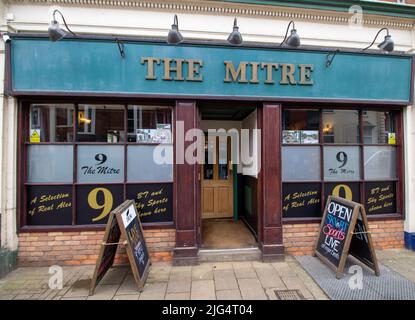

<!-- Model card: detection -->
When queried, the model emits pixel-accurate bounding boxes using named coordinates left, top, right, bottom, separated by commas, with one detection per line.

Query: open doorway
left=199, top=104, right=258, bottom=250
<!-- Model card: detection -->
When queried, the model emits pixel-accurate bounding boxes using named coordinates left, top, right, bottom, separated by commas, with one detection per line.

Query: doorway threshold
left=199, top=247, right=261, bottom=262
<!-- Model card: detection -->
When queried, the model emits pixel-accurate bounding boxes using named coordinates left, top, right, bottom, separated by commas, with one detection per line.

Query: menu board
left=324, top=182, right=360, bottom=204
left=315, top=196, right=356, bottom=270
left=89, top=211, right=122, bottom=295
left=118, top=202, right=150, bottom=283
left=76, top=185, right=124, bottom=225
left=127, top=183, right=173, bottom=223
left=282, top=183, right=321, bottom=218
left=365, top=181, right=396, bottom=215
left=27, top=186, right=73, bottom=225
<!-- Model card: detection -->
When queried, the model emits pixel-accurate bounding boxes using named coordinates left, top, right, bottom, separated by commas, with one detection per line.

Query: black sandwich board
left=89, top=200, right=151, bottom=295
left=314, top=195, right=380, bottom=279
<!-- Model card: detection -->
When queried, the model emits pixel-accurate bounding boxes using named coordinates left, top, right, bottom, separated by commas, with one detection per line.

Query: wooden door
left=202, top=134, right=233, bottom=218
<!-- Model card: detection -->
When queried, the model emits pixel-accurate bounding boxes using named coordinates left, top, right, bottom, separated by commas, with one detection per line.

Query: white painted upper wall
left=1, top=2, right=414, bottom=52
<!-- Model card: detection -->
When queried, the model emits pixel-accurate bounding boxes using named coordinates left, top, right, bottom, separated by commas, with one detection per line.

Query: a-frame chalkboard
left=89, top=200, right=151, bottom=295
left=314, top=196, right=379, bottom=279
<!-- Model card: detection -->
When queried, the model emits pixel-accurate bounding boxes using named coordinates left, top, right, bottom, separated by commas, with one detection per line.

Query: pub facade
left=0, top=0, right=414, bottom=272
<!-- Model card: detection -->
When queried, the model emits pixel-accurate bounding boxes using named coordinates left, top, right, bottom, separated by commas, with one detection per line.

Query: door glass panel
left=204, top=136, right=215, bottom=180
left=218, top=136, right=228, bottom=180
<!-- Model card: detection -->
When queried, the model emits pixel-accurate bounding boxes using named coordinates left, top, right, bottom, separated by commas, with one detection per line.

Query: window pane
left=30, top=104, right=74, bottom=142
left=322, top=110, right=359, bottom=143
left=282, top=183, right=321, bottom=218
left=77, top=145, right=124, bottom=183
left=127, top=145, right=173, bottom=182
left=27, top=145, right=73, bottom=183
left=282, top=110, right=319, bottom=144
left=27, top=185, right=73, bottom=225
left=323, top=146, right=360, bottom=181
left=365, top=181, right=396, bottom=215
left=364, top=146, right=397, bottom=179
left=76, top=185, right=124, bottom=225
left=362, top=111, right=395, bottom=144
left=126, top=183, right=173, bottom=223
left=127, top=106, right=172, bottom=143
left=282, top=146, right=320, bottom=181
left=324, top=182, right=360, bottom=204
left=77, top=104, right=125, bottom=142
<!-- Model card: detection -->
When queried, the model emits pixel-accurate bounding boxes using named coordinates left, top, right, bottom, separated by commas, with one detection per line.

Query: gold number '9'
left=88, top=187, right=113, bottom=222
left=332, top=184, right=353, bottom=201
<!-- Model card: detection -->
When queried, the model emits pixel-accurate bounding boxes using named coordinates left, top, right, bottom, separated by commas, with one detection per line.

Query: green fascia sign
left=10, top=37, right=413, bottom=104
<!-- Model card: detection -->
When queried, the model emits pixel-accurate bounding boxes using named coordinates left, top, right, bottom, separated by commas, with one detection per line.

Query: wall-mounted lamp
left=280, top=21, right=300, bottom=48
left=167, top=15, right=183, bottom=45
left=227, top=18, right=243, bottom=45
left=78, top=111, right=92, bottom=124
left=2, top=33, right=10, bottom=43
left=363, top=28, right=394, bottom=52
left=48, top=9, right=77, bottom=42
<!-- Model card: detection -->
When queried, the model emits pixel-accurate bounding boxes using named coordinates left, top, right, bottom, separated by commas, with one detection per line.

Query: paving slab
left=191, top=280, right=216, bottom=300
left=165, top=292, right=191, bottom=300
left=192, top=265, right=214, bottom=280
left=214, top=270, right=238, bottom=290
left=237, top=278, right=267, bottom=300
left=113, top=294, right=140, bottom=300
left=139, top=282, right=167, bottom=300
left=167, top=278, right=191, bottom=293
left=117, top=274, right=141, bottom=295
left=215, top=289, right=242, bottom=300
left=87, top=284, right=119, bottom=300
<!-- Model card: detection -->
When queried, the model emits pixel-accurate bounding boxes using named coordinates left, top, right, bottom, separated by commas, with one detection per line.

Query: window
left=30, top=104, right=74, bottom=142
left=25, top=103, right=173, bottom=227
left=77, top=105, right=125, bottom=142
left=282, top=108, right=401, bottom=219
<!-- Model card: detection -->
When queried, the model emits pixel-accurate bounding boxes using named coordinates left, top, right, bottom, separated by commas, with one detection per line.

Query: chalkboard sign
left=89, top=200, right=151, bottom=295
left=314, top=195, right=379, bottom=278
left=349, top=208, right=380, bottom=275
left=127, top=183, right=173, bottom=223
left=116, top=200, right=151, bottom=288
left=89, top=211, right=123, bottom=295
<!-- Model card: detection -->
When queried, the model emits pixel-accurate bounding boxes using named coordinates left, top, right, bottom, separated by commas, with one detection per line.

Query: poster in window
left=300, top=130, right=319, bottom=144
left=76, top=185, right=124, bottom=225
left=27, top=185, right=73, bottom=225
left=364, top=181, right=396, bottom=215
left=324, top=182, right=360, bottom=204
left=282, top=183, right=321, bottom=218
left=282, top=130, right=301, bottom=144
left=126, top=183, right=173, bottom=223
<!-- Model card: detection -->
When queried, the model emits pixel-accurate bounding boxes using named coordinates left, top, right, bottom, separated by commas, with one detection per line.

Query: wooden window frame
left=18, top=100, right=175, bottom=232
left=281, top=106, right=404, bottom=224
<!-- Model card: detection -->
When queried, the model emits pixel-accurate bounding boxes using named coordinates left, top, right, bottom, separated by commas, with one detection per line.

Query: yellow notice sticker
left=388, top=133, right=396, bottom=145
left=30, top=129, right=41, bottom=143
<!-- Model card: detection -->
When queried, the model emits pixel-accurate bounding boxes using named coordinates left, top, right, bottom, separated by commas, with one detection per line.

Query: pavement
left=0, top=249, right=413, bottom=300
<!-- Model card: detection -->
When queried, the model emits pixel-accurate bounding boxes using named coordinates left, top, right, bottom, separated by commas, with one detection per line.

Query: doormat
left=296, top=255, right=415, bottom=300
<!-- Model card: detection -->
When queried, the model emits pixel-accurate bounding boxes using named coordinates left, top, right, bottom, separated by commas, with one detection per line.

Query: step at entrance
left=198, top=248, right=261, bottom=262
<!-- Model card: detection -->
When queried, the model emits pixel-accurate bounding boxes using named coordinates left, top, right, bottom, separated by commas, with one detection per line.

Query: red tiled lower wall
left=17, top=229, right=175, bottom=267
left=283, top=219, right=404, bottom=255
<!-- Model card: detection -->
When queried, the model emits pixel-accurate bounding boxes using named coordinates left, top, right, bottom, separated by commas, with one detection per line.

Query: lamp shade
left=285, top=29, right=300, bottom=48
left=378, top=34, right=394, bottom=52
left=167, top=15, right=183, bottom=44
left=48, top=20, right=67, bottom=42
left=227, top=18, right=243, bottom=45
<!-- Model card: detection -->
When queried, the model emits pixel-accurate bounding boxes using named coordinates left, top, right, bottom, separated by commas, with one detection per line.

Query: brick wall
left=283, top=219, right=404, bottom=255
left=17, top=229, right=175, bottom=267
